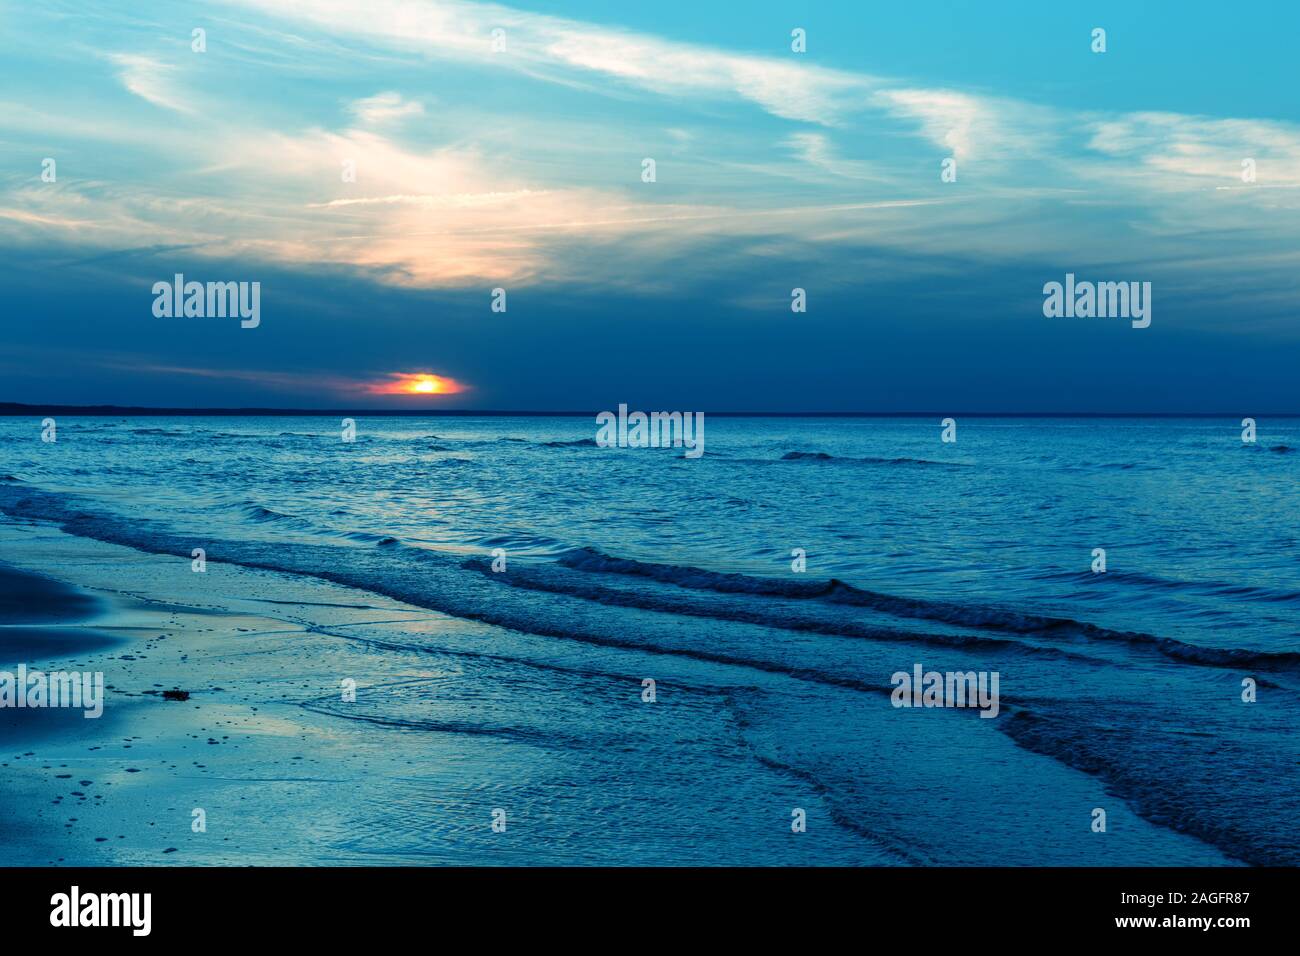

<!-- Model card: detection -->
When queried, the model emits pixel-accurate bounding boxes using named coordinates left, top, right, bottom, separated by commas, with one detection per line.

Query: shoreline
left=2, top=517, right=909, bottom=865
left=0, top=514, right=1246, bottom=866
left=0, top=518, right=511, bottom=865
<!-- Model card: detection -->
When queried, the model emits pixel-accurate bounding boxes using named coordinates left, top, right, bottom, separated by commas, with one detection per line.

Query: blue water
left=1, top=415, right=1297, bottom=864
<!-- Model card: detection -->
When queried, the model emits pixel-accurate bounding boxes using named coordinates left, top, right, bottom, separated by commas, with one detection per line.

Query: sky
left=1, top=0, right=1298, bottom=411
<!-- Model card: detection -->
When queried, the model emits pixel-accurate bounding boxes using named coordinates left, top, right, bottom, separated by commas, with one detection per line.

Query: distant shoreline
left=2, top=403, right=1296, bottom=418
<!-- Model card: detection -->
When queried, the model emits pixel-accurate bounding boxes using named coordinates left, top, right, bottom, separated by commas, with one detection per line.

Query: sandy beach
left=0, top=516, right=913, bottom=866
left=1, top=502, right=1251, bottom=866
left=4, top=516, right=686, bottom=865
left=1, top=518, right=457, bottom=864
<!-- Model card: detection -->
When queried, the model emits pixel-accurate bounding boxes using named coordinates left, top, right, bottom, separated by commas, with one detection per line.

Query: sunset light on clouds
left=365, top=373, right=469, bottom=396
left=84, top=362, right=472, bottom=403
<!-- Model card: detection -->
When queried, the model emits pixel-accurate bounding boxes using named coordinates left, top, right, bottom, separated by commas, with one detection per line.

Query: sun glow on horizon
left=364, top=372, right=469, bottom=397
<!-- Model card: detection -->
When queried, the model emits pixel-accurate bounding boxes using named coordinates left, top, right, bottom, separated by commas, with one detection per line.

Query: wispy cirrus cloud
left=1086, top=111, right=1300, bottom=187
left=104, top=362, right=471, bottom=398
left=219, top=0, right=1300, bottom=191
left=221, top=0, right=880, bottom=125
left=3, top=0, right=1300, bottom=316
left=348, top=90, right=425, bottom=125
left=870, top=88, right=1055, bottom=162
left=107, top=53, right=193, bottom=113
left=783, top=132, right=885, bottom=182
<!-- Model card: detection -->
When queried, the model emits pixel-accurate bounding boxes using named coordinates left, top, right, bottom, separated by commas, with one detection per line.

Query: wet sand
left=0, top=519, right=521, bottom=865
left=0, top=515, right=1236, bottom=866
left=2, top=519, right=901, bottom=865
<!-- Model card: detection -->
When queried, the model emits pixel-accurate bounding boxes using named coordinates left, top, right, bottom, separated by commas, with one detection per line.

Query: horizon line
left=1, top=402, right=1294, bottom=419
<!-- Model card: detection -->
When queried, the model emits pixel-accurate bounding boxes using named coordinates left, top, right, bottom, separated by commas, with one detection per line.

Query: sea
left=0, top=415, right=1296, bottom=865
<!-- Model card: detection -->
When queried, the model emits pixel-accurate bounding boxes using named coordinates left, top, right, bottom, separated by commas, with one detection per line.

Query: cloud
left=363, top=372, right=469, bottom=395
left=108, top=53, right=193, bottom=114
left=348, top=91, right=425, bottom=125
left=4, top=0, right=1299, bottom=315
left=2, top=123, right=709, bottom=288
left=105, top=362, right=470, bottom=398
left=783, top=132, right=885, bottom=181
left=1085, top=112, right=1300, bottom=188
left=222, top=0, right=879, bottom=125
left=871, top=88, right=1060, bottom=162
left=307, top=189, right=543, bottom=209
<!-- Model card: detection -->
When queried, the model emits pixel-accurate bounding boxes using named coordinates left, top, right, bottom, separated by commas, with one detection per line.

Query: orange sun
left=364, top=372, right=469, bottom=396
